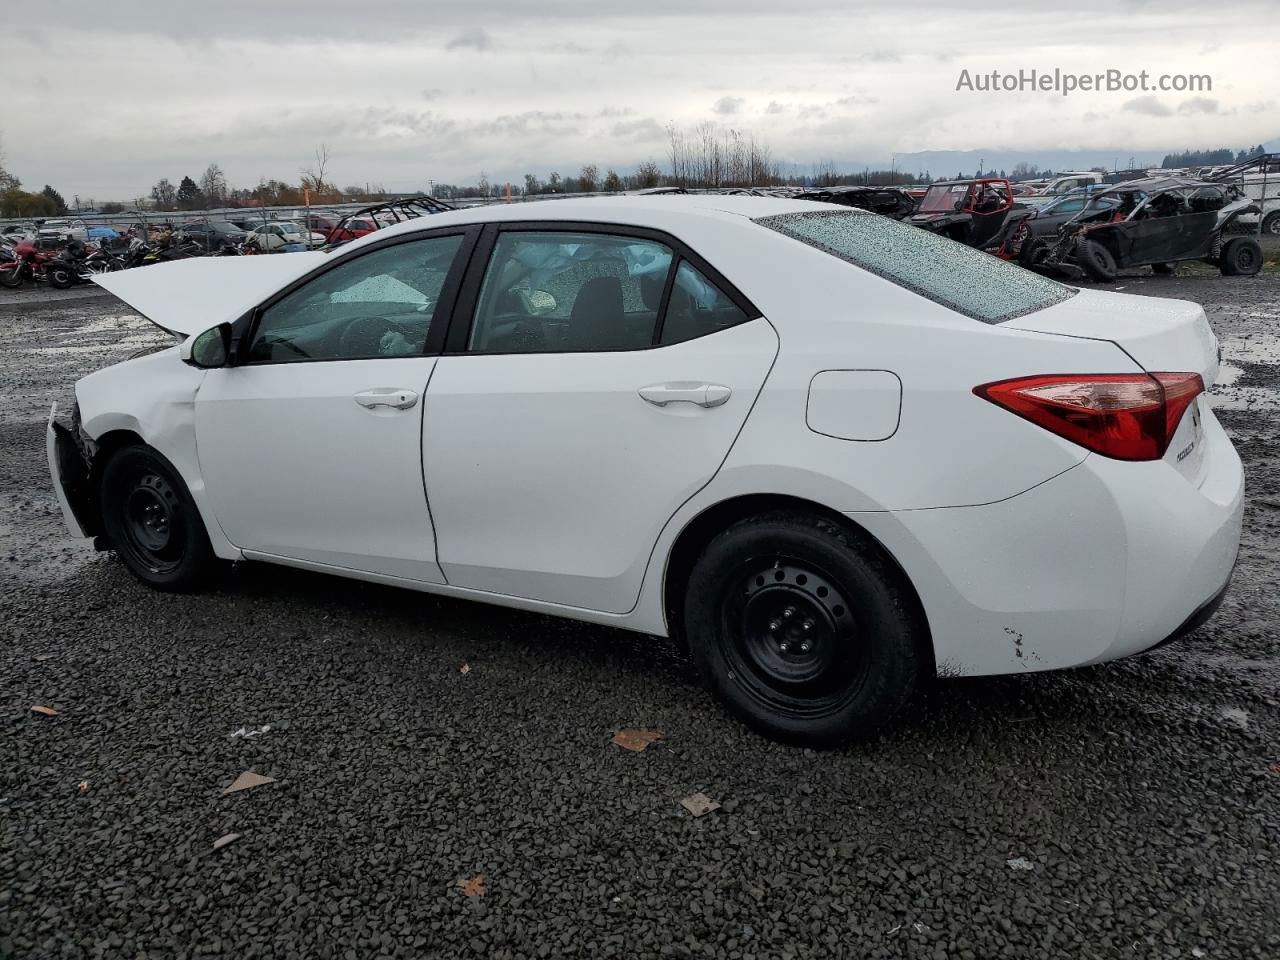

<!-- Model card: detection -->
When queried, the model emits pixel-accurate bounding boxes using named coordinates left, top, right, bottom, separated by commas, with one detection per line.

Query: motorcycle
left=0, top=241, right=76, bottom=289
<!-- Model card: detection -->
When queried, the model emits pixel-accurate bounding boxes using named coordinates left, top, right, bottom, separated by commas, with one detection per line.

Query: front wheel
left=1262, top=211, right=1280, bottom=237
left=684, top=512, right=925, bottom=745
left=1219, top=237, right=1263, bottom=276
left=0, top=263, right=23, bottom=288
left=46, top=263, right=76, bottom=289
left=99, top=445, right=216, bottom=591
left=1076, top=238, right=1117, bottom=282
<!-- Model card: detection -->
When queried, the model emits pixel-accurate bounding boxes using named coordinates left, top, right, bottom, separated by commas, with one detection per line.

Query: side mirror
left=181, top=322, right=232, bottom=369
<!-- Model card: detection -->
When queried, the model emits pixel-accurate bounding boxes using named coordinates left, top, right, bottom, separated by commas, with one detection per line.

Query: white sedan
left=48, top=196, right=1243, bottom=744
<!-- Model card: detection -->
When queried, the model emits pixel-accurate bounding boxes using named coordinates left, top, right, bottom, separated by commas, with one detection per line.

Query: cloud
left=833, top=93, right=877, bottom=107
left=610, top=117, right=665, bottom=140
left=445, top=27, right=493, bottom=51
left=1122, top=96, right=1172, bottom=117
left=421, top=88, right=445, bottom=100
left=765, top=100, right=787, bottom=114
left=549, top=40, right=590, bottom=54
left=712, top=96, right=744, bottom=115
left=1177, top=96, right=1218, bottom=114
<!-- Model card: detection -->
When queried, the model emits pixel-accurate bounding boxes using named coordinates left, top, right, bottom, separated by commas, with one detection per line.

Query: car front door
left=194, top=228, right=476, bottom=581
left=423, top=224, right=779, bottom=614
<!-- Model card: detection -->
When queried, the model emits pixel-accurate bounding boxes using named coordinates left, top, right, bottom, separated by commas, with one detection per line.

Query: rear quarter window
left=757, top=210, right=1074, bottom=324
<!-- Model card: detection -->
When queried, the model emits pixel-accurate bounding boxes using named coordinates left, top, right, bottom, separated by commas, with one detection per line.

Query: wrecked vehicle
left=906, top=178, right=1034, bottom=259
left=321, top=194, right=454, bottom=250
left=798, top=185, right=917, bottom=219
left=1033, top=178, right=1263, bottom=281
left=49, top=196, right=1241, bottom=745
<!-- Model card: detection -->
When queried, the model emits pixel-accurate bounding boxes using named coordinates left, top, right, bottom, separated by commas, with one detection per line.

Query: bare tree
left=578, top=163, right=598, bottom=192
left=301, top=144, right=337, bottom=200
left=602, top=169, right=623, bottom=192
left=199, top=164, right=229, bottom=207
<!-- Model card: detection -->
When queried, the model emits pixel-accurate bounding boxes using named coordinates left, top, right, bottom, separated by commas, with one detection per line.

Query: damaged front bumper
left=46, top=402, right=94, bottom=539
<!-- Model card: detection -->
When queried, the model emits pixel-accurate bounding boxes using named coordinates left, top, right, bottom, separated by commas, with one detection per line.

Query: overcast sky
left=4, top=0, right=1278, bottom=199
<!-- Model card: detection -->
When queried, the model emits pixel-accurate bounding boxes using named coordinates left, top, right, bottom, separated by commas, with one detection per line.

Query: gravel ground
left=1, top=273, right=1278, bottom=960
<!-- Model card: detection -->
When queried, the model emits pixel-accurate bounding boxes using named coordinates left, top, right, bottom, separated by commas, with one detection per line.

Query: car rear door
left=422, top=223, right=778, bottom=614
left=194, top=227, right=477, bottom=581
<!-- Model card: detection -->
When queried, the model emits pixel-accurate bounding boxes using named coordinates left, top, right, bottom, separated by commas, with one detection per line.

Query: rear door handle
left=638, top=382, right=732, bottom=408
left=354, top=388, right=418, bottom=410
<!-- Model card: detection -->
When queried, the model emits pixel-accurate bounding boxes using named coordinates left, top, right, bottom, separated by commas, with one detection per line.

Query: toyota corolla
left=47, top=196, right=1243, bottom=744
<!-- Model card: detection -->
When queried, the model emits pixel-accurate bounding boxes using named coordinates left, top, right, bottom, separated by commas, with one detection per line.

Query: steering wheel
left=337, top=316, right=414, bottom=357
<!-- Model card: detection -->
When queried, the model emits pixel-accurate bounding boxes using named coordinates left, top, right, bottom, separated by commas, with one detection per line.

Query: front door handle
left=354, top=388, right=418, bottom=411
left=638, top=382, right=732, bottom=408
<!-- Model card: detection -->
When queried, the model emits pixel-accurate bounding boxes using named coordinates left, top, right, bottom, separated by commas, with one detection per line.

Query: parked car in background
left=1036, top=178, right=1262, bottom=280
left=798, top=185, right=917, bottom=219
left=1014, top=186, right=1118, bottom=264
left=36, top=218, right=89, bottom=248
left=249, top=221, right=309, bottom=252
left=54, top=196, right=1242, bottom=745
left=1020, top=172, right=1105, bottom=209
left=320, top=216, right=379, bottom=246
left=179, top=220, right=250, bottom=252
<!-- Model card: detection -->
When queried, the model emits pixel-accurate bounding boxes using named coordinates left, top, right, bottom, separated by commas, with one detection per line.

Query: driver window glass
left=249, top=235, right=463, bottom=363
left=468, top=231, right=673, bottom=353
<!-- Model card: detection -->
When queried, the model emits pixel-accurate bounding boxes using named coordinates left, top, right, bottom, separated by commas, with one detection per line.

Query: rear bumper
left=850, top=410, right=1243, bottom=677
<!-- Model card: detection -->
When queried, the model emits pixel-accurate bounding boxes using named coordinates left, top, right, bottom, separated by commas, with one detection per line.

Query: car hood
left=92, top=252, right=327, bottom=336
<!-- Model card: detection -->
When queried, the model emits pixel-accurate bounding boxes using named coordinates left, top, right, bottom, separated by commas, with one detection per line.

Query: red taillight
left=974, top=373, right=1204, bottom=461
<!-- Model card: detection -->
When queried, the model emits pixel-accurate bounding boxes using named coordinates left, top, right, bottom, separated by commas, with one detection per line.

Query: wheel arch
left=661, top=493, right=935, bottom=675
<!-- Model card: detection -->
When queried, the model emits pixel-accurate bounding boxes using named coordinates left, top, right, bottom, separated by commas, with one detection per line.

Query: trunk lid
left=1006, top=287, right=1219, bottom=484
left=92, top=252, right=327, bottom=336
left=1006, top=287, right=1218, bottom=383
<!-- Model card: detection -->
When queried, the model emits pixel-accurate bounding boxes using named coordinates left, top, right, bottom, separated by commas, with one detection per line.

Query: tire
left=684, top=511, right=924, bottom=746
left=46, top=264, right=75, bottom=289
left=1262, top=211, right=1280, bottom=236
left=99, top=445, right=216, bottom=591
left=1219, top=237, right=1263, bottom=276
left=0, top=263, right=23, bottom=289
left=1076, top=238, right=1117, bottom=282
left=1151, top=262, right=1175, bottom=275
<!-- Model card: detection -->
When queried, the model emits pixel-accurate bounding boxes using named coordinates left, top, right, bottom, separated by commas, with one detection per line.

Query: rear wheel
left=99, top=446, right=216, bottom=591
left=685, top=512, right=924, bottom=745
left=1219, top=237, right=1262, bottom=276
left=1076, top=238, right=1117, bottom=282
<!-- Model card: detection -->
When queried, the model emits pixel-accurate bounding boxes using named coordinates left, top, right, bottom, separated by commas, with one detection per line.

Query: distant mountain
left=785, top=137, right=1280, bottom=180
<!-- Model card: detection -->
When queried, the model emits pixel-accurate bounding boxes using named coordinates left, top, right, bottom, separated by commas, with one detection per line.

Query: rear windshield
left=757, top=210, right=1074, bottom=324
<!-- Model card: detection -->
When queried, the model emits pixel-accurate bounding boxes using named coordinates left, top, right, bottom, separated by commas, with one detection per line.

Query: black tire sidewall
left=1262, top=211, right=1280, bottom=236
left=100, top=446, right=214, bottom=591
left=1221, top=238, right=1262, bottom=276
left=47, top=265, right=75, bottom=289
left=1077, top=239, right=1117, bottom=282
left=685, top=515, right=920, bottom=745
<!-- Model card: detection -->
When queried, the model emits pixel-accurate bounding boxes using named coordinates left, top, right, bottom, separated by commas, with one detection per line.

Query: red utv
left=907, top=178, right=1034, bottom=259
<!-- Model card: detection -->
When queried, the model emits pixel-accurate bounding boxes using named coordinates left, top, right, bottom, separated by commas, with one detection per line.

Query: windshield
left=757, top=210, right=1074, bottom=324
left=918, top=184, right=969, bottom=213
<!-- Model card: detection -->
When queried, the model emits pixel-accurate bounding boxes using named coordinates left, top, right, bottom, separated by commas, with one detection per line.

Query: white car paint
left=61, top=195, right=1242, bottom=680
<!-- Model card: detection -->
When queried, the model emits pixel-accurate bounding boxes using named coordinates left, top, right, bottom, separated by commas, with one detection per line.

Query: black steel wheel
left=723, top=559, right=868, bottom=719
left=100, top=445, right=215, bottom=590
left=685, top=511, right=925, bottom=745
left=1219, top=237, right=1262, bottom=277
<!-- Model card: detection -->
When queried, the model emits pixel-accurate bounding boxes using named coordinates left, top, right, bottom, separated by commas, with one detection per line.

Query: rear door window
left=757, top=210, right=1073, bottom=324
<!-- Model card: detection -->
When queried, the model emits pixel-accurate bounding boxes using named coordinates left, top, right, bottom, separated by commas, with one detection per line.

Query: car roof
left=342, top=194, right=832, bottom=251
